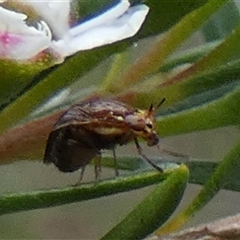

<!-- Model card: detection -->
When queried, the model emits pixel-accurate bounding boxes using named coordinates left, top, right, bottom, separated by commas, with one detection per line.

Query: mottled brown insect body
left=44, top=98, right=163, bottom=179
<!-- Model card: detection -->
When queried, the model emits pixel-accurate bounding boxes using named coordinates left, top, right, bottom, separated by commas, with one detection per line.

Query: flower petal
left=70, top=0, right=130, bottom=37
left=20, top=0, right=71, bottom=38
left=51, top=4, right=149, bottom=57
left=0, top=6, right=51, bottom=60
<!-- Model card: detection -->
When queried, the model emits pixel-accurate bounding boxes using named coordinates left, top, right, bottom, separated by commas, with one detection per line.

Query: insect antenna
left=148, top=98, right=166, bottom=115
left=156, top=97, right=166, bottom=110
left=134, top=138, right=163, bottom=172
left=148, top=103, right=154, bottom=113
left=157, top=145, right=189, bottom=160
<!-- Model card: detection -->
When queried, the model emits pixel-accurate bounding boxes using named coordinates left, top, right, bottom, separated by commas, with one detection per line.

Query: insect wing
left=44, top=99, right=137, bottom=173
left=44, top=127, right=99, bottom=172
left=54, top=105, right=94, bottom=129
left=55, top=99, right=134, bottom=131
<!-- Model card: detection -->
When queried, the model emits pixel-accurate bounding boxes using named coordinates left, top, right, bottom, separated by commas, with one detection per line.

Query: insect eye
left=146, top=123, right=153, bottom=129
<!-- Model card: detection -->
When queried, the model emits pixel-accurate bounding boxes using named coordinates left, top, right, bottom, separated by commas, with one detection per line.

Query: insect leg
left=76, top=166, right=86, bottom=185
left=134, top=138, right=163, bottom=172
left=112, top=147, right=119, bottom=176
left=94, top=153, right=102, bottom=181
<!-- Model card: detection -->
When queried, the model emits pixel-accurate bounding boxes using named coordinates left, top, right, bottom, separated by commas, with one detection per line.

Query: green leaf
left=101, top=164, right=189, bottom=240
left=0, top=164, right=180, bottom=216
left=160, top=40, right=222, bottom=72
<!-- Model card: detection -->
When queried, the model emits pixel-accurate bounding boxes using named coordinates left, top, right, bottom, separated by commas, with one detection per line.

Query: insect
left=44, top=97, right=165, bottom=183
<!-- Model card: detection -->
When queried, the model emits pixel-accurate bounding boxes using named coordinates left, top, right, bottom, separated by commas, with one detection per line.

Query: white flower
left=0, top=0, right=149, bottom=63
